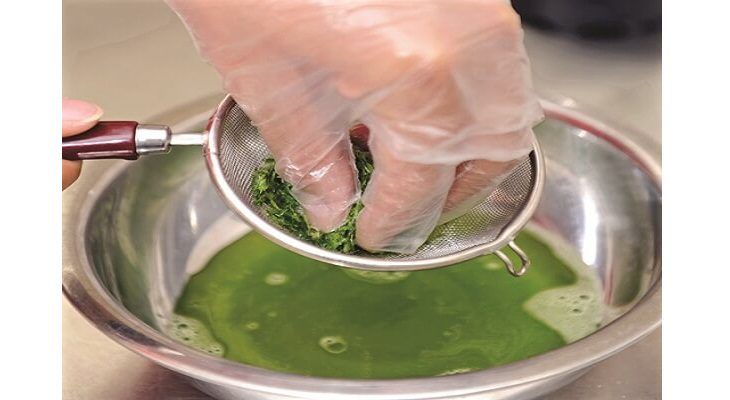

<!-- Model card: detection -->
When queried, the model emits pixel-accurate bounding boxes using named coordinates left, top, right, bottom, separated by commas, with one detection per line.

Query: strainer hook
left=494, top=241, right=530, bottom=277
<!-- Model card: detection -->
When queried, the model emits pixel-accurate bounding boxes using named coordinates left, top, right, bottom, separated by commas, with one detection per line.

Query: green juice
left=171, top=231, right=604, bottom=378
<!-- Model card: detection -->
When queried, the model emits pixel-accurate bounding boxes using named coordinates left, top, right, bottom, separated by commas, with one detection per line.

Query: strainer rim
left=204, top=95, right=545, bottom=271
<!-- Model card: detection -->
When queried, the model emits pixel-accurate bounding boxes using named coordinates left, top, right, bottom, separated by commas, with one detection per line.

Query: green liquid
left=172, top=231, right=601, bottom=378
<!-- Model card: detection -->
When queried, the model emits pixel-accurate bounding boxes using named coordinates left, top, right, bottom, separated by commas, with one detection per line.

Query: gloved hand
left=167, top=0, right=543, bottom=253
left=62, top=98, right=103, bottom=190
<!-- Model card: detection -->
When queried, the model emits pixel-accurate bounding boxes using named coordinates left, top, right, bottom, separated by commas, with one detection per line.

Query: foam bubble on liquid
left=318, top=336, right=348, bottom=354
left=166, top=315, right=225, bottom=356
left=344, top=270, right=411, bottom=284
left=265, top=272, right=289, bottom=286
left=524, top=284, right=604, bottom=343
left=245, top=321, right=260, bottom=331
left=522, top=232, right=607, bottom=343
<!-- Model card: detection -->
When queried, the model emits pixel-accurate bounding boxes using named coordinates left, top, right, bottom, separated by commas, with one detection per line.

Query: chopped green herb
left=252, top=146, right=374, bottom=254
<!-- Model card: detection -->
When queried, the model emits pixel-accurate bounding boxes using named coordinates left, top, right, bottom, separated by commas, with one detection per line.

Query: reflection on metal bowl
left=62, top=101, right=660, bottom=400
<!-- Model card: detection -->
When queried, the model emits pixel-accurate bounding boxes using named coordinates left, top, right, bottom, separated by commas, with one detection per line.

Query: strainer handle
left=62, top=121, right=171, bottom=160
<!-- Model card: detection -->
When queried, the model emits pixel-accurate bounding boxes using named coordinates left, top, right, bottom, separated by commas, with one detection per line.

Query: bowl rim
left=62, top=100, right=661, bottom=399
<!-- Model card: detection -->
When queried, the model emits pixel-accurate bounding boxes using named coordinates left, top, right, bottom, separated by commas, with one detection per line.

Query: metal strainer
left=63, top=95, right=544, bottom=275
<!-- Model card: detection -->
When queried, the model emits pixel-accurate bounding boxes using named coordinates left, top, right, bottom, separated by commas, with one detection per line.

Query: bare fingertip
left=63, top=98, right=104, bottom=135
left=63, top=98, right=104, bottom=124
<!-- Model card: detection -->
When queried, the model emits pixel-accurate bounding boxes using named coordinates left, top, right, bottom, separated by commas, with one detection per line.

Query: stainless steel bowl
left=62, top=100, right=661, bottom=400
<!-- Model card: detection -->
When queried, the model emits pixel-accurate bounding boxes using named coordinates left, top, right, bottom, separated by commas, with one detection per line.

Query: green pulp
left=173, top=231, right=589, bottom=378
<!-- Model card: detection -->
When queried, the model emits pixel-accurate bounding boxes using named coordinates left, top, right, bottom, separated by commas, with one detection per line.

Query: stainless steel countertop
left=62, top=1, right=661, bottom=398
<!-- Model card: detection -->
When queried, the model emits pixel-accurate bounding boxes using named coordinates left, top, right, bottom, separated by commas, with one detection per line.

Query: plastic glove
left=167, top=0, right=543, bottom=253
left=62, top=98, right=103, bottom=190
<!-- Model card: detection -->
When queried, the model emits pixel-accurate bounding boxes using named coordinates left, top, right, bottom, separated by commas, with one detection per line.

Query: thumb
left=63, top=98, right=103, bottom=136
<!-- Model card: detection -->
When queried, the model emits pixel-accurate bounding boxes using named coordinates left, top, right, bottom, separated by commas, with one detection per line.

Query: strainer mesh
left=217, top=104, right=535, bottom=261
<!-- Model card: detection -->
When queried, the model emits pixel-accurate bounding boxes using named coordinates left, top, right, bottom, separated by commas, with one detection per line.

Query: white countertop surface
left=63, top=1, right=661, bottom=399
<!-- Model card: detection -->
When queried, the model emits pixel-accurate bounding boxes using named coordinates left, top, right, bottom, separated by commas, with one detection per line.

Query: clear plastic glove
left=62, top=98, right=103, bottom=190
left=167, top=0, right=543, bottom=253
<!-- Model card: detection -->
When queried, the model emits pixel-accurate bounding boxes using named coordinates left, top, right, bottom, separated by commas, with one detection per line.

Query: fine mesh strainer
left=63, top=95, right=544, bottom=275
